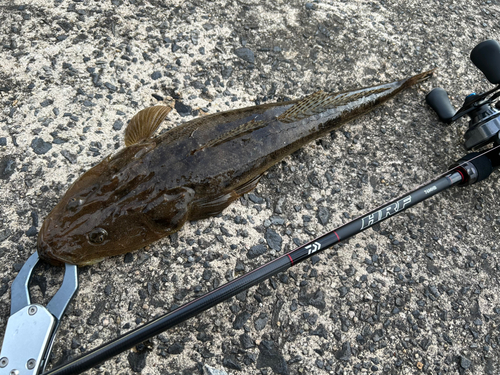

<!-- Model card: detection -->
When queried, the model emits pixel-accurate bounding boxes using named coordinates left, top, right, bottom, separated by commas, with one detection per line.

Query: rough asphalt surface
left=1, top=1, right=500, bottom=374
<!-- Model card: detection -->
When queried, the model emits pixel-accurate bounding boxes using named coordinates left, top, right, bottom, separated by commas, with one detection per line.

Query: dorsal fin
left=277, top=87, right=390, bottom=123
left=124, top=104, right=174, bottom=146
left=192, top=119, right=267, bottom=154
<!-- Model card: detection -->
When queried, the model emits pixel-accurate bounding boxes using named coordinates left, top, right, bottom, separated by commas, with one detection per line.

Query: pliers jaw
left=0, top=252, right=78, bottom=375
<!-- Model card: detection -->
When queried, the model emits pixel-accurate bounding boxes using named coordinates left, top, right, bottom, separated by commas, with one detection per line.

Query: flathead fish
left=38, top=70, right=433, bottom=265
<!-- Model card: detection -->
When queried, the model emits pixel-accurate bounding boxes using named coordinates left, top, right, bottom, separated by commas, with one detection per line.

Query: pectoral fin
left=125, top=103, right=174, bottom=146
left=191, top=174, right=262, bottom=219
left=144, top=187, right=195, bottom=233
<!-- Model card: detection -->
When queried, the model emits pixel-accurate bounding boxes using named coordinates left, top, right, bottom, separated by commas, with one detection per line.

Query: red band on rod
left=287, top=254, right=293, bottom=265
left=334, top=231, right=340, bottom=241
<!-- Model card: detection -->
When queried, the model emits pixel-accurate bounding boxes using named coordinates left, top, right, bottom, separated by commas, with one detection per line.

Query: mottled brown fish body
left=38, top=71, right=433, bottom=265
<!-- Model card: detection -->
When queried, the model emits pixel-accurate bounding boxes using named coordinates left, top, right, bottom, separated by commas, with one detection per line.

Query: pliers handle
left=0, top=252, right=78, bottom=375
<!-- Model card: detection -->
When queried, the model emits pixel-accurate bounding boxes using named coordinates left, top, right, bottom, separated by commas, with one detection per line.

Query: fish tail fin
left=402, top=69, right=436, bottom=88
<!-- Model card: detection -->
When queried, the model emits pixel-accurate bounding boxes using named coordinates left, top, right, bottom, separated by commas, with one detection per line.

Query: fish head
left=37, top=144, right=194, bottom=266
left=37, top=157, right=115, bottom=266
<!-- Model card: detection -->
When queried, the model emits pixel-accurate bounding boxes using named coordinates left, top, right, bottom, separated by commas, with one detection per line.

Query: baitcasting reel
left=426, top=39, right=500, bottom=150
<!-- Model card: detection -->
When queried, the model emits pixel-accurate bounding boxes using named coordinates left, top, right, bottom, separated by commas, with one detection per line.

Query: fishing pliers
left=0, top=252, right=78, bottom=375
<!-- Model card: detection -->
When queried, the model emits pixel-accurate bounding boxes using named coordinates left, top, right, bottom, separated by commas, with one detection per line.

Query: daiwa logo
left=305, top=242, right=321, bottom=255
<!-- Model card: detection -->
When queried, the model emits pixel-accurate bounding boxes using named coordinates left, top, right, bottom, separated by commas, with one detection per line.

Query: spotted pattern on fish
left=278, top=87, right=390, bottom=123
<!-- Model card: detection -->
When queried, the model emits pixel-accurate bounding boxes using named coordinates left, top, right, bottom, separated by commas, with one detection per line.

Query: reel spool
left=426, top=39, right=500, bottom=150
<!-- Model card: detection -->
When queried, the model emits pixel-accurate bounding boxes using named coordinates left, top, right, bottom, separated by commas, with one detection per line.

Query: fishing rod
left=38, top=39, right=500, bottom=375
left=42, top=153, right=498, bottom=375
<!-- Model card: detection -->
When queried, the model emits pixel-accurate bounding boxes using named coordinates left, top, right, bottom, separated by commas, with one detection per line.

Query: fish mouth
left=37, top=225, right=65, bottom=266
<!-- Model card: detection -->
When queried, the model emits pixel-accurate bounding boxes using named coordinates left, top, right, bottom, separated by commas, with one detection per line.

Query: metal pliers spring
left=0, top=252, right=78, bottom=375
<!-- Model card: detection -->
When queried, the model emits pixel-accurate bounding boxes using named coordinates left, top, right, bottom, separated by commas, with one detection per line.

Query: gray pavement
left=1, top=1, right=499, bottom=374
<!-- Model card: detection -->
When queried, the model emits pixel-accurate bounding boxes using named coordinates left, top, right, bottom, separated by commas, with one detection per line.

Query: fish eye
left=88, top=228, right=108, bottom=244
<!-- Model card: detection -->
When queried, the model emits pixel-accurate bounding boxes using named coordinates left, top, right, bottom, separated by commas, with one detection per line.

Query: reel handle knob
left=425, top=87, right=455, bottom=123
left=470, top=40, right=500, bottom=84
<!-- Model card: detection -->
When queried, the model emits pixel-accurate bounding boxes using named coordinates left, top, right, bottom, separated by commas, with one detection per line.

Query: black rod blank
left=43, top=171, right=463, bottom=375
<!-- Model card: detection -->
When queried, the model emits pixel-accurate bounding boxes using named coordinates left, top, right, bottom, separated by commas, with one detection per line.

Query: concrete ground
left=1, top=0, right=499, bottom=374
